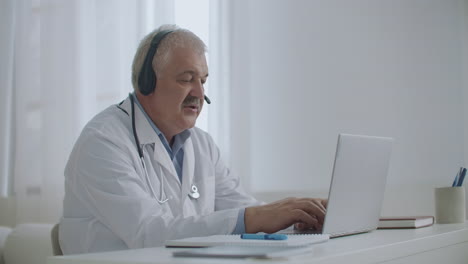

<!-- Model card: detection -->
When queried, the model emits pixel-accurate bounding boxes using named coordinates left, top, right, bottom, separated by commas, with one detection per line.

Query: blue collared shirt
left=131, top=93, right=246, bottom=234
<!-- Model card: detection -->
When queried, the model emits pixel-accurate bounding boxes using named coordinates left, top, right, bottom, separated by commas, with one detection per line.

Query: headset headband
left=137, top=30, right=174, bottom=95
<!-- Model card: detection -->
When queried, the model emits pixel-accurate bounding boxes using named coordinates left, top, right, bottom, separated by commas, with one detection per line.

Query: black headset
left=137, top=29, right=211, bottom=104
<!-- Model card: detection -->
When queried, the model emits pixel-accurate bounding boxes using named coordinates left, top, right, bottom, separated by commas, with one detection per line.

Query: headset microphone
left=204, top=95, right=211, bottom=104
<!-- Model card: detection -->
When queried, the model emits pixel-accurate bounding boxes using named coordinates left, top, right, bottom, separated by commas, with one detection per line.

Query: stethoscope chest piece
left=188, top=184, right=200, bottom=199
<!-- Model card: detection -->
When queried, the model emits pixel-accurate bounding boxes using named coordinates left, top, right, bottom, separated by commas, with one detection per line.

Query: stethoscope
left=129, top=94, right=200, bottom=203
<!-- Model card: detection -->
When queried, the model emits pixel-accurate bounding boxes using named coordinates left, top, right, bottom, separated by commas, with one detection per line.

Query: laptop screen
left=323, top=134, right=393, bottom=237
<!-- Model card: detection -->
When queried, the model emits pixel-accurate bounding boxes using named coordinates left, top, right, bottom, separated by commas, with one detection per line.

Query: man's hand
left=244, top=198, right=327, bottom=234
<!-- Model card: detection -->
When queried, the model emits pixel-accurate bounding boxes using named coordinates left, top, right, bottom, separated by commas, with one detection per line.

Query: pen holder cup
left=434, top=186, right=466, bottom=224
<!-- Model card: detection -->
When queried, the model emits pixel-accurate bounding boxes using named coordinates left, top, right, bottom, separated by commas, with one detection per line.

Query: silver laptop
left=283, top=133, right=393, bottom=238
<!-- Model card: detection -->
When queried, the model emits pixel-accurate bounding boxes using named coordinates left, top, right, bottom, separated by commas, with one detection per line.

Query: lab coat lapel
left=153, top=138, right=179, bottom=185
left=120, top=96, right=179, bottom=184
left=181, top=137, right=195, bottom=203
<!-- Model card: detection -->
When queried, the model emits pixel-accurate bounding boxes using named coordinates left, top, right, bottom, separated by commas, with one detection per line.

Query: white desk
left=48, top=222, right=468, bottom=264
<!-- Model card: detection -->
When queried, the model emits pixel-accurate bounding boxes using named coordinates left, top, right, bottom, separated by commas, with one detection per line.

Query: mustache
left=182, top=96, right=202, bottom=106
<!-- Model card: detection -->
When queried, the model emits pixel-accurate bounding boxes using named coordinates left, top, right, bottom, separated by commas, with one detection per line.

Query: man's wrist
left=244, top=206, right=259, bottom=233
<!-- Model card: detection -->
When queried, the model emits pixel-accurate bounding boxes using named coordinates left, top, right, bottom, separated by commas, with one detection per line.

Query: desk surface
left=48, top=222, right=468, bottom=264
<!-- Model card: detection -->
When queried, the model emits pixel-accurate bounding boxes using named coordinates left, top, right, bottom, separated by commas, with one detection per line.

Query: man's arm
left=205, top=131, right=326, bottom=233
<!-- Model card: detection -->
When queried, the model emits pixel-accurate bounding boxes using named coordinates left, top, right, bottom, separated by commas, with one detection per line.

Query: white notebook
left=173, top=245, right=315, bottom=259
left=165, top=234, right=329, bottom=248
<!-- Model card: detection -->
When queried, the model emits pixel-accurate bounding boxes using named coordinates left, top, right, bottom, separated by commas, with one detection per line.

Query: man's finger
left=321, top=199, right=328, bottom=208
left=292, top=200, right=326, bottom=224
left=291, top=209, right=319, bottom=228
left=311, top=199, right=327, bottom=213
left=294, top=199, right=326, bottom=214
left=295, top=198, right=327, bottom=214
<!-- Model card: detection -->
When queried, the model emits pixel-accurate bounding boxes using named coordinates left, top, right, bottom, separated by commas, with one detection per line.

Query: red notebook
left=378, top=216, right=434, bottom=229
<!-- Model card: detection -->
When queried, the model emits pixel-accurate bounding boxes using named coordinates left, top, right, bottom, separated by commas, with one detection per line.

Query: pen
left=457, top=168, right=466, bottom=186
left=241, top=234, right=288, bottom=240
left=453, top=167, right=463, bottom=187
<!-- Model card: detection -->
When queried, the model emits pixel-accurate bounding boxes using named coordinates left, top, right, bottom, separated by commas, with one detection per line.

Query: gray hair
left=131, top=24, right=207, bottom=92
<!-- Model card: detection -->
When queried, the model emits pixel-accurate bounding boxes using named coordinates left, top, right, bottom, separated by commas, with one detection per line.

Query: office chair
left=50, top=224, right=62, bottom=256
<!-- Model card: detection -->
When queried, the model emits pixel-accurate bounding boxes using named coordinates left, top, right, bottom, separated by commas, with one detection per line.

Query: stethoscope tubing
left=130, top=94, right=169, bottom=203
left=129, top=94, right=199, bottom=203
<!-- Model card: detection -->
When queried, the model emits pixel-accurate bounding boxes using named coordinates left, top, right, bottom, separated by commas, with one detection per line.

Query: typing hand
left=244, top=198, right=327, bottom=234
left=295, top=199, right=327, bottom=231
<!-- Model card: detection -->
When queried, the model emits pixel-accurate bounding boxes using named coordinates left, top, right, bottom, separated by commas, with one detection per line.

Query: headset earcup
left=138, top=30, right=173, bottom=96
left=138, top=64, right=156, bottom=95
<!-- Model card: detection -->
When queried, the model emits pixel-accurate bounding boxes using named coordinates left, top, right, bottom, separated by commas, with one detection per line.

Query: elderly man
left=59, top=24, right=326, bottom=254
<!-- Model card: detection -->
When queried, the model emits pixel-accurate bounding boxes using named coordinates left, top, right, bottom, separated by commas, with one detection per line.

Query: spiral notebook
left=165, top=234, right=329, bottom=248
left=173, top=245, right=315, bottom=259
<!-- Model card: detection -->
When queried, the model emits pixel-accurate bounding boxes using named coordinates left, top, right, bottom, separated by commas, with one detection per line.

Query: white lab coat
left=59, top=96, right=259, bottom=254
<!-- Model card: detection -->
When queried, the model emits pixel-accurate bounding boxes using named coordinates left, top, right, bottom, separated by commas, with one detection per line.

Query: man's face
left=145, top=46, right=208, bottom=139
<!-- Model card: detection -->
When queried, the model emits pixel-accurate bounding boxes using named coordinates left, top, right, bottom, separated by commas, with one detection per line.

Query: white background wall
left=229, top=0, right=468, bottom=216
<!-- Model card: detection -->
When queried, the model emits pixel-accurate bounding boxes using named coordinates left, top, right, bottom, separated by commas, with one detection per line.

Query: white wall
left=229, top=0, right=467, bottom=216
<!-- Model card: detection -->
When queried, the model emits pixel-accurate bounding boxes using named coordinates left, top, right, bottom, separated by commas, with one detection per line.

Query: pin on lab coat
left=59, top=96, right=259, bottom=254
